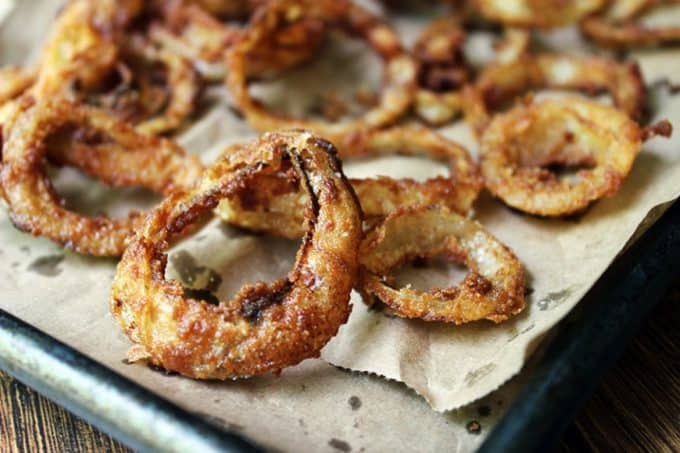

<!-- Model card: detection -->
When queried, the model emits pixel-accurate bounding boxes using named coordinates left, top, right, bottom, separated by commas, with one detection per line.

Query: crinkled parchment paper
left=1, top=1, right=680, bottom=451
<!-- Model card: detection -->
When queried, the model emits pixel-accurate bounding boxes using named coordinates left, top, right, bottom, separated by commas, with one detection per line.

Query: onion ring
left=412, top=16, right=470, bottom=126
left=217, top=127, right=481, bottom=238
left=110, top=130, right=362, bottom=378
left=149, top=0, right=323, bottom=82
left=473, top=0, right=605, bottom=28
left=479, top=54, right=646, bottom=119
left=480, top=96, right=672, bottom=216
left=581, top=0, right=680, bottom=48
left=226, top=0, right=417, bottom=148
left=32, top=0, right=200, bottom=135
left=0, top=98, right=203, bottom=256
left=358, top=205, right=525, bottom=324
left=414, top=27, right=530, bottom=126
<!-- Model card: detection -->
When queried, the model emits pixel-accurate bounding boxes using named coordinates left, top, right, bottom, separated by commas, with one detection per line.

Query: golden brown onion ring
left=412, top=16, right=470, bottom=126
left=110, top=131, right=362, bottom=378
left=217, top=127, right=481, bottom=238
left=480, top=96, right=672, bottom=216
left=358, top=206, right=525, bottom=324
left=150, top=0, right=322, bottom=82
left=473, top=0, right=605, bottom=28
left=0, top=98, right=203, bottom=256
left=31, top=0, right=200, bottom=135
left=478, top=53, right=646, bottom=121
left=414, top=27, right=530, bottom=126
left=581, top=0, right=680, bottom=48
left=226, top=0, right=417, bottom=148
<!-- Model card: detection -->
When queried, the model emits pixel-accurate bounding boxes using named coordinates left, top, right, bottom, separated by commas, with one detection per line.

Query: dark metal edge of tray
left=480, top=200, right=680, bottom=452
left=0, top=310, right=262, bottom=453
left=0, top=201, right=678, bottom=453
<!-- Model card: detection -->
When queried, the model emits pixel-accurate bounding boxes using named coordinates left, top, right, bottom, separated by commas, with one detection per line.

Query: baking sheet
left=1, top=1, right=680, bottom=451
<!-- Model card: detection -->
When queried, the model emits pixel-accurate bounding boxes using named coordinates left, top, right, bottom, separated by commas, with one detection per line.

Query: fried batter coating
left=358, top=206, right=525, bottom=324
left=111, top=131, right=362, bottom=378
left=226, top=0, right=417, bottom=148
left=0, top=98, right=203, bottom=256
left=582, top=0, right=680, bottom=48
left=217, top=127, right=481, bottom=238
left=480, top=96, right=672, bottom=216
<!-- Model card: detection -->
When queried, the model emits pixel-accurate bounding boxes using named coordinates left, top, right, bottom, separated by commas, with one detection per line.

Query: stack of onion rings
left=217, top=127, right=481, bottom=238
left=110, top=131, right=362, bottom=378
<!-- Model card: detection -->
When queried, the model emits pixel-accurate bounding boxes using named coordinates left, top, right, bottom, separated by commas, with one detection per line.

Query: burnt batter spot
left=348, top=395, right=362, bottom=410
left=328, top=438, right=352, bottom=452
left=524, top=286, right=535, bottom=296
left=466, top=420, right=482, bottom=435
left=477, top=405, right=491, bottom=417
left=27, top=254, right=65, bottom=277
left=171, top=250, right=222, bottom=292
left=537, top=287, right=574, bottom=311
left=240, top=280, right=292, bottom=322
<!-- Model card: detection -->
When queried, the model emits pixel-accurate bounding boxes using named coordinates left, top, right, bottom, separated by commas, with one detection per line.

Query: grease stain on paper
left=171, top=250, right=222, bottom=292
left=348, top=395, right=362, bottom=410
left=328, top=438, right=352, bottom=452
left=27, top=254, right=65, bottom=277
left=537, top=286, right=576, bottom=311
left=464, top=363, right=496, bottom=387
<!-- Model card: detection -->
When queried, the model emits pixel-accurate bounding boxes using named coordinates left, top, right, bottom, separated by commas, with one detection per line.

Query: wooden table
left=1, top=285, right=678, bottom=452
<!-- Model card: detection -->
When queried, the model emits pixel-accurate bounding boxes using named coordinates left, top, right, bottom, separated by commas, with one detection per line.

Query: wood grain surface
left=0, top=284, right=678, bottom=452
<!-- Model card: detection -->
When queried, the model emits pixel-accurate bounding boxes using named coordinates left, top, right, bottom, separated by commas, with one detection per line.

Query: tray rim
left=0, top=201, right=678, bottom=452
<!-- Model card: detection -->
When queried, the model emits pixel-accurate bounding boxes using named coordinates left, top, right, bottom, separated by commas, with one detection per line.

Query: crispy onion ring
left=414, top=27, right=530, bottom=126
left=32, top=0, right=200, bottom=135
left=217, top=127, right=481, bottom=238
left=582, top=0, right=680, bottom=48
left=473, top=0, right=605, bottom=28
left=480, top=96, right=672, bottom=216
left=0, top=98, right=203, bottom=256
left=150, top=0, right=323, bottom=82
left=412, top=17, right=470, bottom=126
left=464, top=52, right=647, bottom=136
left=358, top=206, right=525, bottom=324
left=110, top=131, right=362, bottom=378
left=226, top=0, right=417, bottom=148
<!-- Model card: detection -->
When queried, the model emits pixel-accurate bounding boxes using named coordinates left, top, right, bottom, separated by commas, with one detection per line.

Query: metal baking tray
left=1, top=200, right=678, bottom=452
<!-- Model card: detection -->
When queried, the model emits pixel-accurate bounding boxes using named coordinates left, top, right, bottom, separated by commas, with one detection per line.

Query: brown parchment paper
left=1, top=1, right=680, bottom=451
